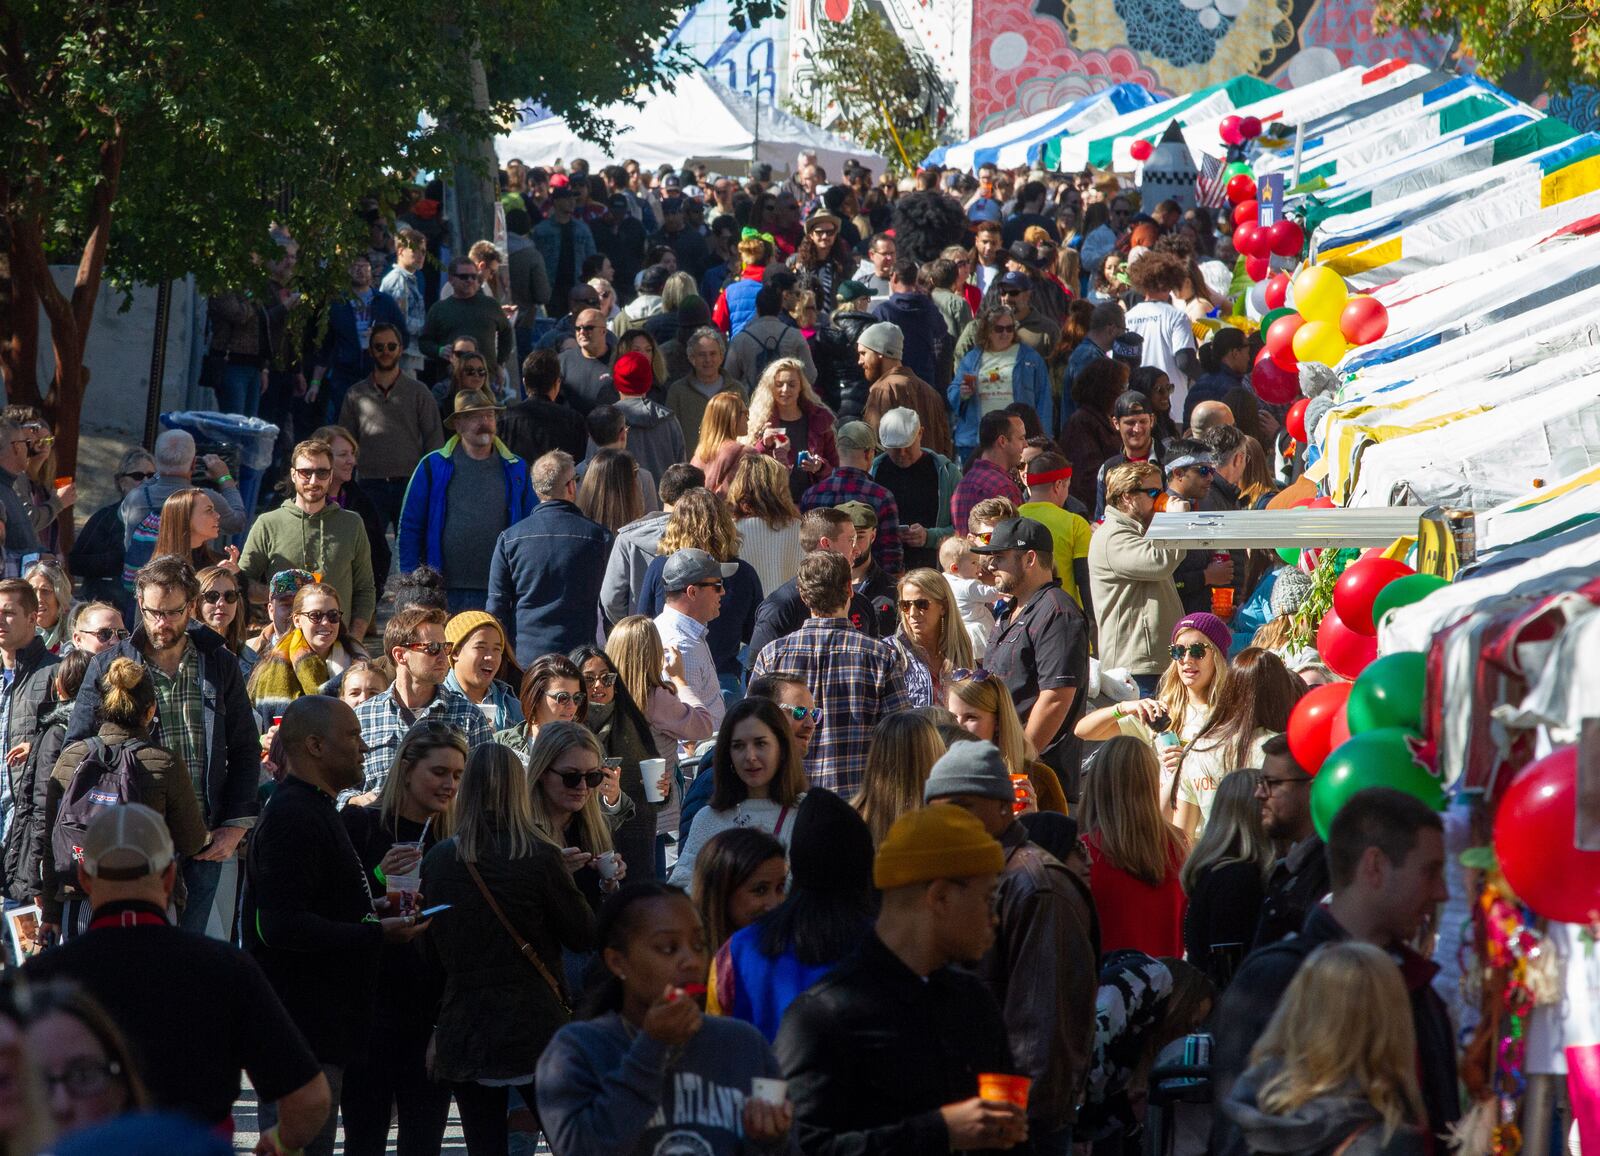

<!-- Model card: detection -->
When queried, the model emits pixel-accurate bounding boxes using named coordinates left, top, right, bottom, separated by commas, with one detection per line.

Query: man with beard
left=67, top=555, right=260, bottom=934
left=1093, top=390, right=1165, bottom=520
left=245, top=695, right=431, bottom=1156
left=337, top=323, right=444, bottom=539
left=857, top=322, right=954, bottom=460
left=836, top=501, right=898, bottom=637
left=972, top=517, right=1090, bottom=801
left=1250, top=734, right=1330, bottom=949
left=309, top=254, right=407, bottom=424
left=776, top=806, right=1025, bottom=1154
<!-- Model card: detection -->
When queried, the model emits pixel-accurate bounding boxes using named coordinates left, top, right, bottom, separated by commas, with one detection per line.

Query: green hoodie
left=239, top=500, right=376, bottom=626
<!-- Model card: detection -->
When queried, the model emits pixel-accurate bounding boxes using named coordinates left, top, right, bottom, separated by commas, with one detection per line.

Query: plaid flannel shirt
left=799, top=466, right=904, bottom=577
left=355, top=684, right=495, bottom=793
left=950, top=457, right=1023, bottom=538
left=150, top=646, right=207, bottom=806
left=751, top=617, right=911, bottom=797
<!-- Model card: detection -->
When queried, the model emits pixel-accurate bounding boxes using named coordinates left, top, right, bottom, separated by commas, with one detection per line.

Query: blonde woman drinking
left=528, top=720, right=623, bottom=913
left=946, top=671, right=1068, bottom=813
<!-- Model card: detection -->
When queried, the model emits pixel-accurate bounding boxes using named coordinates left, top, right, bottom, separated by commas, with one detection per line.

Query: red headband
left=1026, top=466, right=1073, bottom=486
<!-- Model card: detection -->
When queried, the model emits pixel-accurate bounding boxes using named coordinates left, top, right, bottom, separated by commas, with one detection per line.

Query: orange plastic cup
left=55, top=476, right=72, bottom=489
left=977, top=1072, right=1031, bottom=1109
left=1009, top=773, right=1030, bottom=815
left=1210, top=586, right=1235, bottom=616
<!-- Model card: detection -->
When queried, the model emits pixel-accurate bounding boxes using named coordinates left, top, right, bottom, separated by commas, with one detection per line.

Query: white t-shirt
left=1177, top=727, right=1274, bottom=838
left=977, top=346, right=1020, bottom=415
left=1124, top=300, right=1197, bottom=421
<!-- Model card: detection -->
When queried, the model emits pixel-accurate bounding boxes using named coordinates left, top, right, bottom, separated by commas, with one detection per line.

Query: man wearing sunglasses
left=1160, top=439, right=1233, bottom=617
left=557, top=308, right=620, bottom=415
left=1088, top=462, right=1186, bottom=697
left=307, top=255, right=407, bottom=424
left=239, top=438, right=376, bottom=642
left=531, top=183, right=598, bottom=324
left=653, top=549, right=735, bottom=729
left=419, top=258, right=513, bottom=391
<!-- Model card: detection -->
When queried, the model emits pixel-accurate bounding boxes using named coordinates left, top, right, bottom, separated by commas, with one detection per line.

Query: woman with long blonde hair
left=419, top=741, right=595, bottom=1154
left=1227, top=943, right=1426, bottom=1154
left=946, top=673, right=1068, bottom=813
left=893, top=569, right=972, bottom=705
left=851, top=712, right=946, bottom=845
left=726, top=453, right=802, bottom=597
left=746, top=358, right=838, bottom=502
left=1180, top=768, right=1273, bottom=987
left=526, top=720, right=619, bottom=911
left=1078, top=735, right=1188, bottom=956
left=691, top=390, right=749, bottom=475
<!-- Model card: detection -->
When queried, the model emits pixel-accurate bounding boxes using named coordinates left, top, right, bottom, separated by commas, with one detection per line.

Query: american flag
left=1196, top=153, right=1228, bottom=209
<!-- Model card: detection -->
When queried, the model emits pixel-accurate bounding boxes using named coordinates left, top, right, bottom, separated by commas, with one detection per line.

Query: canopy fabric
left=924, top=84, right=1159, bottom=174
left=494, top=73, right=885, bottom=177
left=1042, top=75, right=1281, bottom=172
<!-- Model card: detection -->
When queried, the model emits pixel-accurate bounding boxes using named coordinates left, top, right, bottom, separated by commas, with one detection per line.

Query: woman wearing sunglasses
left=190, top=565, right=247, bottom=655
left=528, top=720, right=626, bottom=913
left=68, top=447, right=155, bottom=606
left=891, top=569, right=973, bottom=707
left=245, top=581, right=368, bottom=726
left=569, top=642, right=660, bottom=881
left=949, top=305, right=1054, bottom=463
left=1076, top=613, right=1232, bottom=821
left=945, top=670, right=1068, bottom=814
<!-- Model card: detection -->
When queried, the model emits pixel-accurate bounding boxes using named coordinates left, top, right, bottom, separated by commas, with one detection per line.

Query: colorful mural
left=668, top=0, right=790, bottom=105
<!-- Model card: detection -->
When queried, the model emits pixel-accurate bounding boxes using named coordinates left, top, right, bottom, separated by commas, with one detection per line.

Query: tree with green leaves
left=0, top=0, right=753, bottom=474
left=785, top=7, right=950, bottom=174
left=1374, top=0, right=1600, bottom=93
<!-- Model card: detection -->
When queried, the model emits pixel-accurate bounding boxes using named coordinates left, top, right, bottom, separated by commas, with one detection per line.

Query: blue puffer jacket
left=397, top=436, right=535, bottom=575
left=723, top=277, right=763, bottom=337
left=948, top=342, right=1054, bottom=453
left=486, top=499, right=613, bottom=666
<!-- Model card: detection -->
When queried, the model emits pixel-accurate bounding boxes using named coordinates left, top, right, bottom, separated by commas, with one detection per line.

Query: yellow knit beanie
left=444, top=610, right=507, bottom=655
left=873, top=805, right=1005, bottom=890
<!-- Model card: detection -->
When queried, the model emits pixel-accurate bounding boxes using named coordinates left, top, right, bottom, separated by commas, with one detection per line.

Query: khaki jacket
left=1088, top=506, right=1185, bottom=675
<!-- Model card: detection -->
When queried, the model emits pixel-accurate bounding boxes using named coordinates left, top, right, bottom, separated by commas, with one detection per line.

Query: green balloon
left=1224, top=161, right=1254, bottom=179
left=1277, top=547, right=1301, bottom=565
left=1347, top=652, right=1426, bottom=734
left=1371, top=573, right=1449, bottom=629
left=1260, top=306, right=1295, bottom=332
left=1311, top=728, right=1444, bottom=840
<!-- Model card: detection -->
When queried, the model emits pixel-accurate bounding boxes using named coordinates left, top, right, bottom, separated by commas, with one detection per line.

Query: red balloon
left=1226, top=173, right=1257, bottom=205
left=1252, top=347, right=1299, bottom=405
left=1317, top=607, right=1379, bottom=680
left=1287, top=681, right=1354, bottom=774
left=1286, top=397, right=1311, bottom=443
left=1220, top=115, right=1243, bottom=146
left=1308, top=495, right=1336, bottom=509
left=1264, top=273, right=1289, bottom=310
left=1265, top=313, right=1304, bottom=357
left=1332, top=557, right=1416, bottom=636
left=1245, top=255, right=1270, bottom=282
left=1231, top=221, right=1260, bottom=258
left=1130, top=138, right=1154, bottom=162
left=1495, top=747, right=1600, bottom=923
left=1328, top=701, right=1353, bottom=749
left=1239, top=115, right=1263, bottom=140
left=1340, top=295, right=1389, bottom=345
left=1268, top=219, right=1305, bottom=258
left=1232, top=199, right=1259, bottom=227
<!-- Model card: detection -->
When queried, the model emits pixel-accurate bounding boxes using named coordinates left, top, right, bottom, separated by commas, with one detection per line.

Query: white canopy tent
left=495, top=73, right=885, bottom=178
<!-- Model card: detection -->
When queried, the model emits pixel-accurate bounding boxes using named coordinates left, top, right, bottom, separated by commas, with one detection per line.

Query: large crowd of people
left=0, top=151, right=1460, bottom=1156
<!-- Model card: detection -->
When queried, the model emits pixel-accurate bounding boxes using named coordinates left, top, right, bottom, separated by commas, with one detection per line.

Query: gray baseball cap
left=662, top=548, right=738, bottom=592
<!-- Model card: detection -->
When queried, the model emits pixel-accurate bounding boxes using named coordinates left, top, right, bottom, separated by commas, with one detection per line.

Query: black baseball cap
left=1114, top=390, right=1152, bottom=418
left=996, top=270, right=1032, bottom=292
left=970, top=517, right=1053, bottom=555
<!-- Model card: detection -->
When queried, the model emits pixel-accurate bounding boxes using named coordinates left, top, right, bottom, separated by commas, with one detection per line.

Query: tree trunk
left=450, top=44, right=500, bottom=255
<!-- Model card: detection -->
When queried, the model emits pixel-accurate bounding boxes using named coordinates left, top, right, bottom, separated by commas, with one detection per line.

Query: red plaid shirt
left=951, top=457, right=1023, bottom=535
left=799, top=467, right=904, bottom=576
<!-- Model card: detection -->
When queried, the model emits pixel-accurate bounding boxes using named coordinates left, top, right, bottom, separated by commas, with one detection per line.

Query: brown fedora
left=445, top=388, right=504, bottom=428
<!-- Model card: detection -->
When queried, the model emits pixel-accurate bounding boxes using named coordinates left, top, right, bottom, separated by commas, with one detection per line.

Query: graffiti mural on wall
left=788, top=0, right=965, bottom=132
left=668, top=0, right=790, bottom=105
left=969, top=0, right=1456, bottom=133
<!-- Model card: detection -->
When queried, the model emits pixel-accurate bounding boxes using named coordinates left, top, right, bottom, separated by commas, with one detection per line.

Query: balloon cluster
left=1281, top=558, right=1452, bottom=838
left=1219, top=115, right=1263, bottom=146
left=1494, top=747, right=1600, bottom=924
left=1255, top=267, right=1389, bottom=397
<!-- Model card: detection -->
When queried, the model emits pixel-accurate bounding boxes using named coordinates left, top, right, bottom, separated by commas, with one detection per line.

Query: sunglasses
left=120, top=470, right=156, bottom=483
left=991, top=324, right=1017, bottom=334
left=778, top=704, right=823, bottom=724
left=1170, top=643, right=1210, bottom=660
left=970, top=531, right=993, bottom=546
left=451, top=271, right=479, bottom=281
left=898, top=598, right=932, bottom=613
left=583, top=672, right=618, bottom=687
left=544, top=690, right=586, bottom=707
left=77, top=627, right=130, bottom=644
left=371, top=342, right=400, bottom=352
left=200, top=589, right=240, bottom=605
left=690, top=580, right=725, bottom=593
left=574, top=324, right=602, bottom=333
left=293, top=467, right=332, bottom=481
left=298, top=609, right=343, bottom=625
left=1184, top=465, right=1214, bottom=477
left=1141, top=488, right=1164, bottom=500
left=950, top=667, right=994, bottom=683
left=460, top=366, right=489, bottom=378
left=554, top=769, right=605, bottom=789
left=404, top=641, right=448, bottom=657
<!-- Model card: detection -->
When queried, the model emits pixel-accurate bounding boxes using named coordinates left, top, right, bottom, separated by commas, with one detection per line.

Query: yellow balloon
left=1293, top=266, right=1349, bottom=326
left=1291, top=318, right=1348, bottom=366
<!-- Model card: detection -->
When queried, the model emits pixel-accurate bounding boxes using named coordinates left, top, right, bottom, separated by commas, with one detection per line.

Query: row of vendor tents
left=936, top=59, right=1600, bottom=798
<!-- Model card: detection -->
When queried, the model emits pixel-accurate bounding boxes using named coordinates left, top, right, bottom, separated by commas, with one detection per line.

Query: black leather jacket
left=814, top=311, right=876, bottom=421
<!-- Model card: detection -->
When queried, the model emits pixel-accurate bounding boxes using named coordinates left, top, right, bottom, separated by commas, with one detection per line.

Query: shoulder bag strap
left=1331, top=1122, right=1374, bottom=1156
left=464, top=860, right=569, bottom=1011
left=773, top=805, right=791, bottom=839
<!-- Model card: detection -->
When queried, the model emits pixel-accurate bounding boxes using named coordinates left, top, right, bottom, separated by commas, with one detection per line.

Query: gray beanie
left=1298, top=361, right=1340, bottom=400
left=1304, top=394, right=1337, bottom=441
left=923, top=740, right=1012, bottom=804
left=1270, top=567, right=1314, bottom=618
left=858, top=321, right=905, bottom=360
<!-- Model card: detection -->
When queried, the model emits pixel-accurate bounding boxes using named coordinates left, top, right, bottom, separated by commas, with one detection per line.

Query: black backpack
left=52, top=738, right=145, bottom=879
left=749, top=329, right=785, bottom=383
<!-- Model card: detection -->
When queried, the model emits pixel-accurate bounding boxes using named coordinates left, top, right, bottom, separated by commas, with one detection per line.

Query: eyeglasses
left=583, top=672, right=618, bottom=688
left=200, top=589, right=240, bottom=606
left=293, top=466, right=332, bottom=481
left=76, top=626, right=130, bottom=644
left=778, top=704, right=823, bottom=724
left=950, top=667, right=994, bottom=683
left=298, top=609, right=343, bottom=625
left=991, top=324, right=1017, bottom=334
left=119, top=470, right=156, bottom=483
left=544, top=690, right=586, bottom=706
left=404, top=641, right=448, bottom=657
left=42, top=1058, right=123, bottom=1099
left=140, top=604, right=188, bottom=623
left=371, top=342, right=400, bottom=352
left=898, top=597, right=932, bottom=613
left=1170, top=643, right=1210, bottom=660
left=1259, top=775, right=1311, bottom=793
left=554, top=769, right=605, bottom=789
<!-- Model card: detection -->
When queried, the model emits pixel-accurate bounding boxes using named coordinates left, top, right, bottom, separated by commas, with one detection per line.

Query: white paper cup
left=640, top=758, right=668, bottom=803
left=595, top=850, right=621, bottom=880
left=750, top=1077, right=788, bottom=1105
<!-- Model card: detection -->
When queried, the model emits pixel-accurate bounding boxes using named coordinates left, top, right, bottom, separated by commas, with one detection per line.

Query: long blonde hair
left=656, top=487, right=741, bottom=562
left=376, top=719, right=467, bottom=838
left=947, top=675, right=1034, bottom=774
left=726, top=452, right=799, bottom=531
left=1079, top=735, right=1188, bottom=885
left=1156, top=629, right=1230, bottom=738
left=451, top=742, right=539, bottom=863
left=852, top=713, right=945, bottom=845
left=693, top=391, right=749, bottom=466
left=746, top=358, right=829, bottom=437
left=1251, top=942, right=1425, bottom=1142
left=898, top=569, right=973, bottom=674
left=1180, top=767, right=1273, bottom=893
left=606, top=616, right=672, bottom=716
left=526, top=721, right=614, bottom=855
